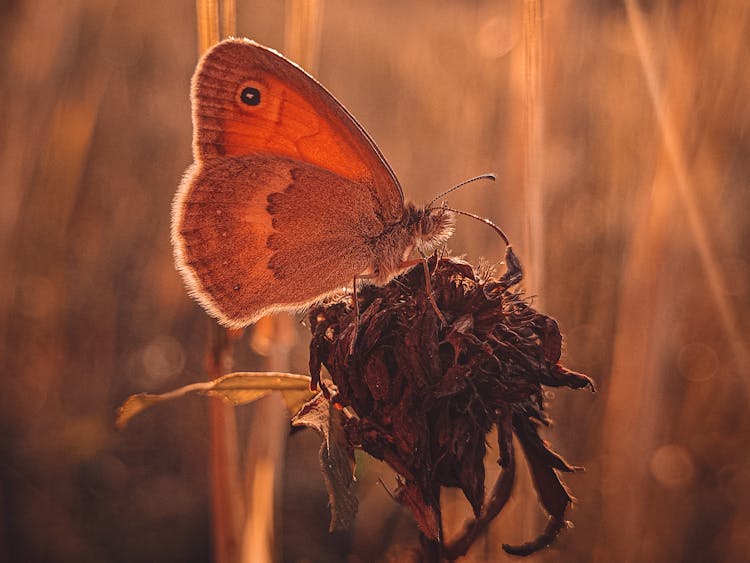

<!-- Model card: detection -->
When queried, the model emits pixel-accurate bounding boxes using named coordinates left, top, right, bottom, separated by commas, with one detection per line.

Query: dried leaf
left=282, top=389, right=321, bottom=416
left=204, top=372, right=313, bottom=405
left=502, top=517, right=568, bottom=556
left=395, top=480, right=440, bottom=541
left=292, top=394, right=358, bottom=531
left=291, top=392, right=330, bottom=436
left=117, top=371, right=313, bottom=429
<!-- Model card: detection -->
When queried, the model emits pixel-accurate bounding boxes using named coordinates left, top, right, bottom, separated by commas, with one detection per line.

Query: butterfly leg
left=400, top=258, right=447, bottom=325
left=420, top=258, right=447, bottom=325
left=350, top=274, right=377, bottom=355
left=418, top=247, right=439, bottom=276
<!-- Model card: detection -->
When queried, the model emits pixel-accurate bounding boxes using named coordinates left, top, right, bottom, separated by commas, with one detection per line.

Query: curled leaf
left=292, top=394, right=358, bottom=531
left=117, top=371, right=314, bottom=429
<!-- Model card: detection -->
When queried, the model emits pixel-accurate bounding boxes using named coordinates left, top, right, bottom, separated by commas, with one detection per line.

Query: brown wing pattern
left=191, top=38, right=404, bottom=221
left=172, top=156, right=380, bottom=327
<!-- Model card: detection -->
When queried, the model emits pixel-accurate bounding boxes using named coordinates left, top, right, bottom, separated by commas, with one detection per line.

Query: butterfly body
left=172, top=39, right=454, bottom=327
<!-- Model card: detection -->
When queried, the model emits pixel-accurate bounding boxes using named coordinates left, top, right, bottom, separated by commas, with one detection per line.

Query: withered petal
left=395, top=479, right=441, bottom=541
left=502, top=516, right=568, bottom=556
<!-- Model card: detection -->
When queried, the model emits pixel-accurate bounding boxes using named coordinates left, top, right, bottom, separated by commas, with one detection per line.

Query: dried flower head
left=308, top=248, right=593, bottom=558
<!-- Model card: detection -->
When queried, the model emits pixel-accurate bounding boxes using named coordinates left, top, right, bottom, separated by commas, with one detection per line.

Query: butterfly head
left=410, top=203, right=456, bottom=254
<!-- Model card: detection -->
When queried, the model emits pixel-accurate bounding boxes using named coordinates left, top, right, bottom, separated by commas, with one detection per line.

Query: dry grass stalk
left=239, top=2, right=323, bottom=562
left=195, top=2, right=245, bottom=563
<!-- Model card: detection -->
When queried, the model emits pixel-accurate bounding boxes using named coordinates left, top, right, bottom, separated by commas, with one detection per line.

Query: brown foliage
left=308, top=251, right=593, bottom=557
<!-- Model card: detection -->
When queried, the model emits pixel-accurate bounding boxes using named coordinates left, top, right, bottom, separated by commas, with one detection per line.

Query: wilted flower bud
left=308, top=249, right=593, bottom=558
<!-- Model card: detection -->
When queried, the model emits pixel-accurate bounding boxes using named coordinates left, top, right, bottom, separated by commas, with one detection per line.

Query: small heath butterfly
left=172, top=38, right=456, bottom=327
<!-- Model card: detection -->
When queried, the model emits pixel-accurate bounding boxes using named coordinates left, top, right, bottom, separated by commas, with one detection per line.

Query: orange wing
left=172, top=39, right=403, bottom=327
left=173, top=156, right=380, bottom=327
left=191, top=38, right=403, bottom=219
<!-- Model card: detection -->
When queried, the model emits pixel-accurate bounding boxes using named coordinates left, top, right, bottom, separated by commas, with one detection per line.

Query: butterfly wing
left=191, top=39, right=404, bottom=216
left=172, top=39, right=403, bottom=326
left=174, top=155, right=382, bottom=327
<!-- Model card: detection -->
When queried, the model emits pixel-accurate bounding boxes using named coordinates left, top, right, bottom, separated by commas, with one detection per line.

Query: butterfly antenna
left=427, top=173, right=496, bottom=208
left=444, top=207, right=510, bottom=246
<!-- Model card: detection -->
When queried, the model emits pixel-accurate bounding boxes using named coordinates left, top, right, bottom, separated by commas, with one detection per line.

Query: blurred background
left=1, top=0, right=748, bottom=561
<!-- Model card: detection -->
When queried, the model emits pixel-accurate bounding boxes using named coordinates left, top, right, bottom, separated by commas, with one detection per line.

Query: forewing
left=191, top=38, right=404, bottom=222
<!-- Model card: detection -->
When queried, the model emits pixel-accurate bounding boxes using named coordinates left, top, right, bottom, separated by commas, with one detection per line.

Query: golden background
left=1, top=1, right=748, bottom=561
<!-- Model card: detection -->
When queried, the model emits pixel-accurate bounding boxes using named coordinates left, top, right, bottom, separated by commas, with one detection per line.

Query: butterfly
left=171, top=38, right=456, bottom=328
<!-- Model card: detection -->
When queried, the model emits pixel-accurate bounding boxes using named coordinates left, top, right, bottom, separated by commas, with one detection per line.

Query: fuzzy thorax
left=367, top=203, right=456, bottom=284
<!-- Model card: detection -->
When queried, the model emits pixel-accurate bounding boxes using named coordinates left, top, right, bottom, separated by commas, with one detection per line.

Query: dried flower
left=307, top=248, right=593, bottom=558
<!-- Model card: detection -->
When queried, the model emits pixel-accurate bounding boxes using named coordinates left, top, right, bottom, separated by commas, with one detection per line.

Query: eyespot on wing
left=190, top=38, right=405, bottom=222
